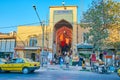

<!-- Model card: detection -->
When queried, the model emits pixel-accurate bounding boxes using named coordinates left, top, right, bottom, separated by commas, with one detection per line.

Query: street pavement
left=0, top=65, right=119, bottom=80
left=44, top=64, right=91, bottom=71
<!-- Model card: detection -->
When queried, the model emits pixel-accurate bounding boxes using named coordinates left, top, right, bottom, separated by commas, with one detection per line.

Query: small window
left=83, top=33, right=88, bottom=43
left=29, top=37, right=37, bottom=47
left=9, top=59, right=16, bottom=63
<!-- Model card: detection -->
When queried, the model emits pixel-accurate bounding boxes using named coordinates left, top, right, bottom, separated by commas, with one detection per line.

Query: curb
left=79, top=69, right=91, bottom=72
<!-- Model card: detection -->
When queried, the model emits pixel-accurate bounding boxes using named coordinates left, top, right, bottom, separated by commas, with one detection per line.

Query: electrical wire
left=0, top=22, right=40, bottom=29
left=0, top=21, right=81, bottom=38
left=0, top=21, right=80, bottom=30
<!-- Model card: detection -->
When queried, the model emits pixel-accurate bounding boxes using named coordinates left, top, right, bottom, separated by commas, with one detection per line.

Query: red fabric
left=91, top=54, right=96, bottom=62
left=61, top=40, right=66, bottom=47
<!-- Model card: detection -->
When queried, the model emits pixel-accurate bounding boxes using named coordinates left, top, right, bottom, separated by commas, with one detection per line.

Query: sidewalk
left=38, top=64, right=91, bottom=71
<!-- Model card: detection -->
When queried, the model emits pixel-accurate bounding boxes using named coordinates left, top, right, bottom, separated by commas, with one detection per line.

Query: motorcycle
left=98, top=65, right=106, bottom=74
left=91, top=65, right=98, bottom=72
left=98, top=65, right=115, bottom=74
left=107, top=65, right=115, bottom=73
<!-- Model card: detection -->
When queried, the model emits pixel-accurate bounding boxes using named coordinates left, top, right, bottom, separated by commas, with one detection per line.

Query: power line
left=0, top=21, right=80, bottom=30
left=0, top=22, right=40, bottom=29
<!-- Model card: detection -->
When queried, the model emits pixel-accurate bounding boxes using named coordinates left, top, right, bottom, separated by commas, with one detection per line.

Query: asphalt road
left=0, top=70, right=119, bottom=80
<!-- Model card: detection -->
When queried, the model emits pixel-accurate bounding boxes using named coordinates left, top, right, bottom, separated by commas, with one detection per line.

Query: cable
left=0, top=22, right=40, bottom=29
left=0, top=21, right=80, bottom=30
left=0, top=23, right=80, bottom=35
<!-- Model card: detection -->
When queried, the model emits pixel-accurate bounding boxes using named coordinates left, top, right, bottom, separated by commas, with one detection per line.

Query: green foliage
left=80, top=0, right=120, bottom=51
left=107, top=41, right=120, bottom=50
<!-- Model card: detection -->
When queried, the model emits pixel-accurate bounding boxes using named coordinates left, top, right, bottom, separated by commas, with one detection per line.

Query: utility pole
left=33, top=5, right=44, bottom=67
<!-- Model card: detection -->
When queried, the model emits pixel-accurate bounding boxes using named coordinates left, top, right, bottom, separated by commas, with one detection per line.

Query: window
left=10, top=58, right=24, bottom=63
left=10, top=59, right=16, bottom=63
left=83, top=33, right=88, bottom=43
left=16, top=58, right=24, bottom=63
left=29, top=37, right=37, bottom=47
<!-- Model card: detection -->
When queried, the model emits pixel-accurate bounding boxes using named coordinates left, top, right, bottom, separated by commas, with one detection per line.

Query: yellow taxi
left=0, top=58, right=40, bottom=74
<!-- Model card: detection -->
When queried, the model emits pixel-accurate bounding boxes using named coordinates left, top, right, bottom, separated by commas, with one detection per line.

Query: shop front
left=14, top=46, right=41, bottom=61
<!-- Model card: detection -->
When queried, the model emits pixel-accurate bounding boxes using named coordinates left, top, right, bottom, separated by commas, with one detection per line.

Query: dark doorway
left=31, top=53, right=35, bottom=61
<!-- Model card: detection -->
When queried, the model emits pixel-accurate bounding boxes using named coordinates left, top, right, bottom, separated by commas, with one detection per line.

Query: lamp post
left=62, top=1, right=65, bottom=6
left=62, top=1, right=66, bottom=10
left=33, top=5, right=44, bottom=67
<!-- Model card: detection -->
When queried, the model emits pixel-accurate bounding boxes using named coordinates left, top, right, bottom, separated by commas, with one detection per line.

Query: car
left=117, top=68, right=120, bottom=77
left=0, top=58, right=40, bottom=74
left=0, top=58, right=7, bottom=64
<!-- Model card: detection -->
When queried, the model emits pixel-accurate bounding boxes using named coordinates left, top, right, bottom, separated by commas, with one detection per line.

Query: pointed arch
left=53, top=19, right=73, bottom=55
left=54, top=19, right=73, bottom=31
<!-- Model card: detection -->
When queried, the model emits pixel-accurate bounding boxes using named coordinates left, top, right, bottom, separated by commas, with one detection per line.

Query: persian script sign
left=54, top=10, right=72, bottom=14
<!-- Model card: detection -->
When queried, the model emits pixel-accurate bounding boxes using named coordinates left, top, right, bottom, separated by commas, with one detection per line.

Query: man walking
left=65, top=54, right=70, bottom=68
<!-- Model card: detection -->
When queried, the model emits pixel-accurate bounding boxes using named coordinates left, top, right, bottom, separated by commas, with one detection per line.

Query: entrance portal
left=54, top=19, right=73, bottom=56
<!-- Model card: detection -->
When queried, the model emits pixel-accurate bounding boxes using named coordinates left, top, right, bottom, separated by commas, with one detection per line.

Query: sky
left=0, top=0, right=119, bottom=33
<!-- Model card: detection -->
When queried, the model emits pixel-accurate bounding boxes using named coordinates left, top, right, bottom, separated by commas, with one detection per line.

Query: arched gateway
left=15, top=5, right=91, bottom=63
left=53, top=19, right=73, bottom=56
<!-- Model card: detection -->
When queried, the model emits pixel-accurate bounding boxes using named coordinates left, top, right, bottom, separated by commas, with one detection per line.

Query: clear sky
left=0, top=0, right=119, bottom=33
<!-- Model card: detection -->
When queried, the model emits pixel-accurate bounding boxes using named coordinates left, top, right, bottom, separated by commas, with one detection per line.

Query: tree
left=80, top=0, right=120, bottom=52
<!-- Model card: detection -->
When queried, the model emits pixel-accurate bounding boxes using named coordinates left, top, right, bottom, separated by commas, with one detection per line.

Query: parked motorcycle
left=98, top=65, right=115, bottom=74
left=107, top=65, right=115, bottom=73
left=98, top=65, right=106, bottom=74
left=91, top=65, right=98, bottom=72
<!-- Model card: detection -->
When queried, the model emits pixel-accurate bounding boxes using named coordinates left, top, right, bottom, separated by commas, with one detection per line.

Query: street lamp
left=62, top=1, right=66, bottom=10
left=62, top=1, right=65, bottom=6
left=33, top=5, right=44, bottom=67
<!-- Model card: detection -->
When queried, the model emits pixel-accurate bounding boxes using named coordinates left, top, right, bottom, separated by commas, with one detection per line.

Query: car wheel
left=31, top=70, right=35, bottom=73
left=0, top=68, right=2, bottom=72
left=22, top=68, right=29, bottom=74
left=118, top=73, right=120, bottom=77
left=5, top=71, right=10, bottom=73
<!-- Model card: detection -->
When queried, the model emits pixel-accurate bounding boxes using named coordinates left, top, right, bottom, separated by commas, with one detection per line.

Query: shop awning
left=77, top=43, right=93, bottom=49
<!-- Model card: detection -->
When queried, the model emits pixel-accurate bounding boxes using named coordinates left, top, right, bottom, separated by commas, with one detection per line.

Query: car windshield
left=0, top=58, right=7, bottom=63
left=25, top=58, right=34, bottom=62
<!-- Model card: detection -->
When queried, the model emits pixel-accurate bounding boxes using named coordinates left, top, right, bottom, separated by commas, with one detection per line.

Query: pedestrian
left=53, top=54, right=58, bottom=64
left=78, top=56, right=83, bottom=66
left=90, top=58, right=91, bottom=66
left=59, top=56, right=64, bottom=68
left=82, top=59, right=86, bottom=69
left=65, top=54, right=70, bottom=68
left=90, top=52, right=97, bottom=71
left=69, top=55, right=72, bottom=66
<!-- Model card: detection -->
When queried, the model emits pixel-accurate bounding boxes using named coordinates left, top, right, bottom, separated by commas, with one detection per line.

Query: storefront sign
left=105, top=55, right=112, bottom=58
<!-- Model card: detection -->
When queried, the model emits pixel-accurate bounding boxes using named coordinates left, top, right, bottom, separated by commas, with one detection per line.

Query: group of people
left=53, top=51, right=73, bottom=68
left=53, top=52, right=87, bottom=69
left=59, top=53, right=71, bottom=68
